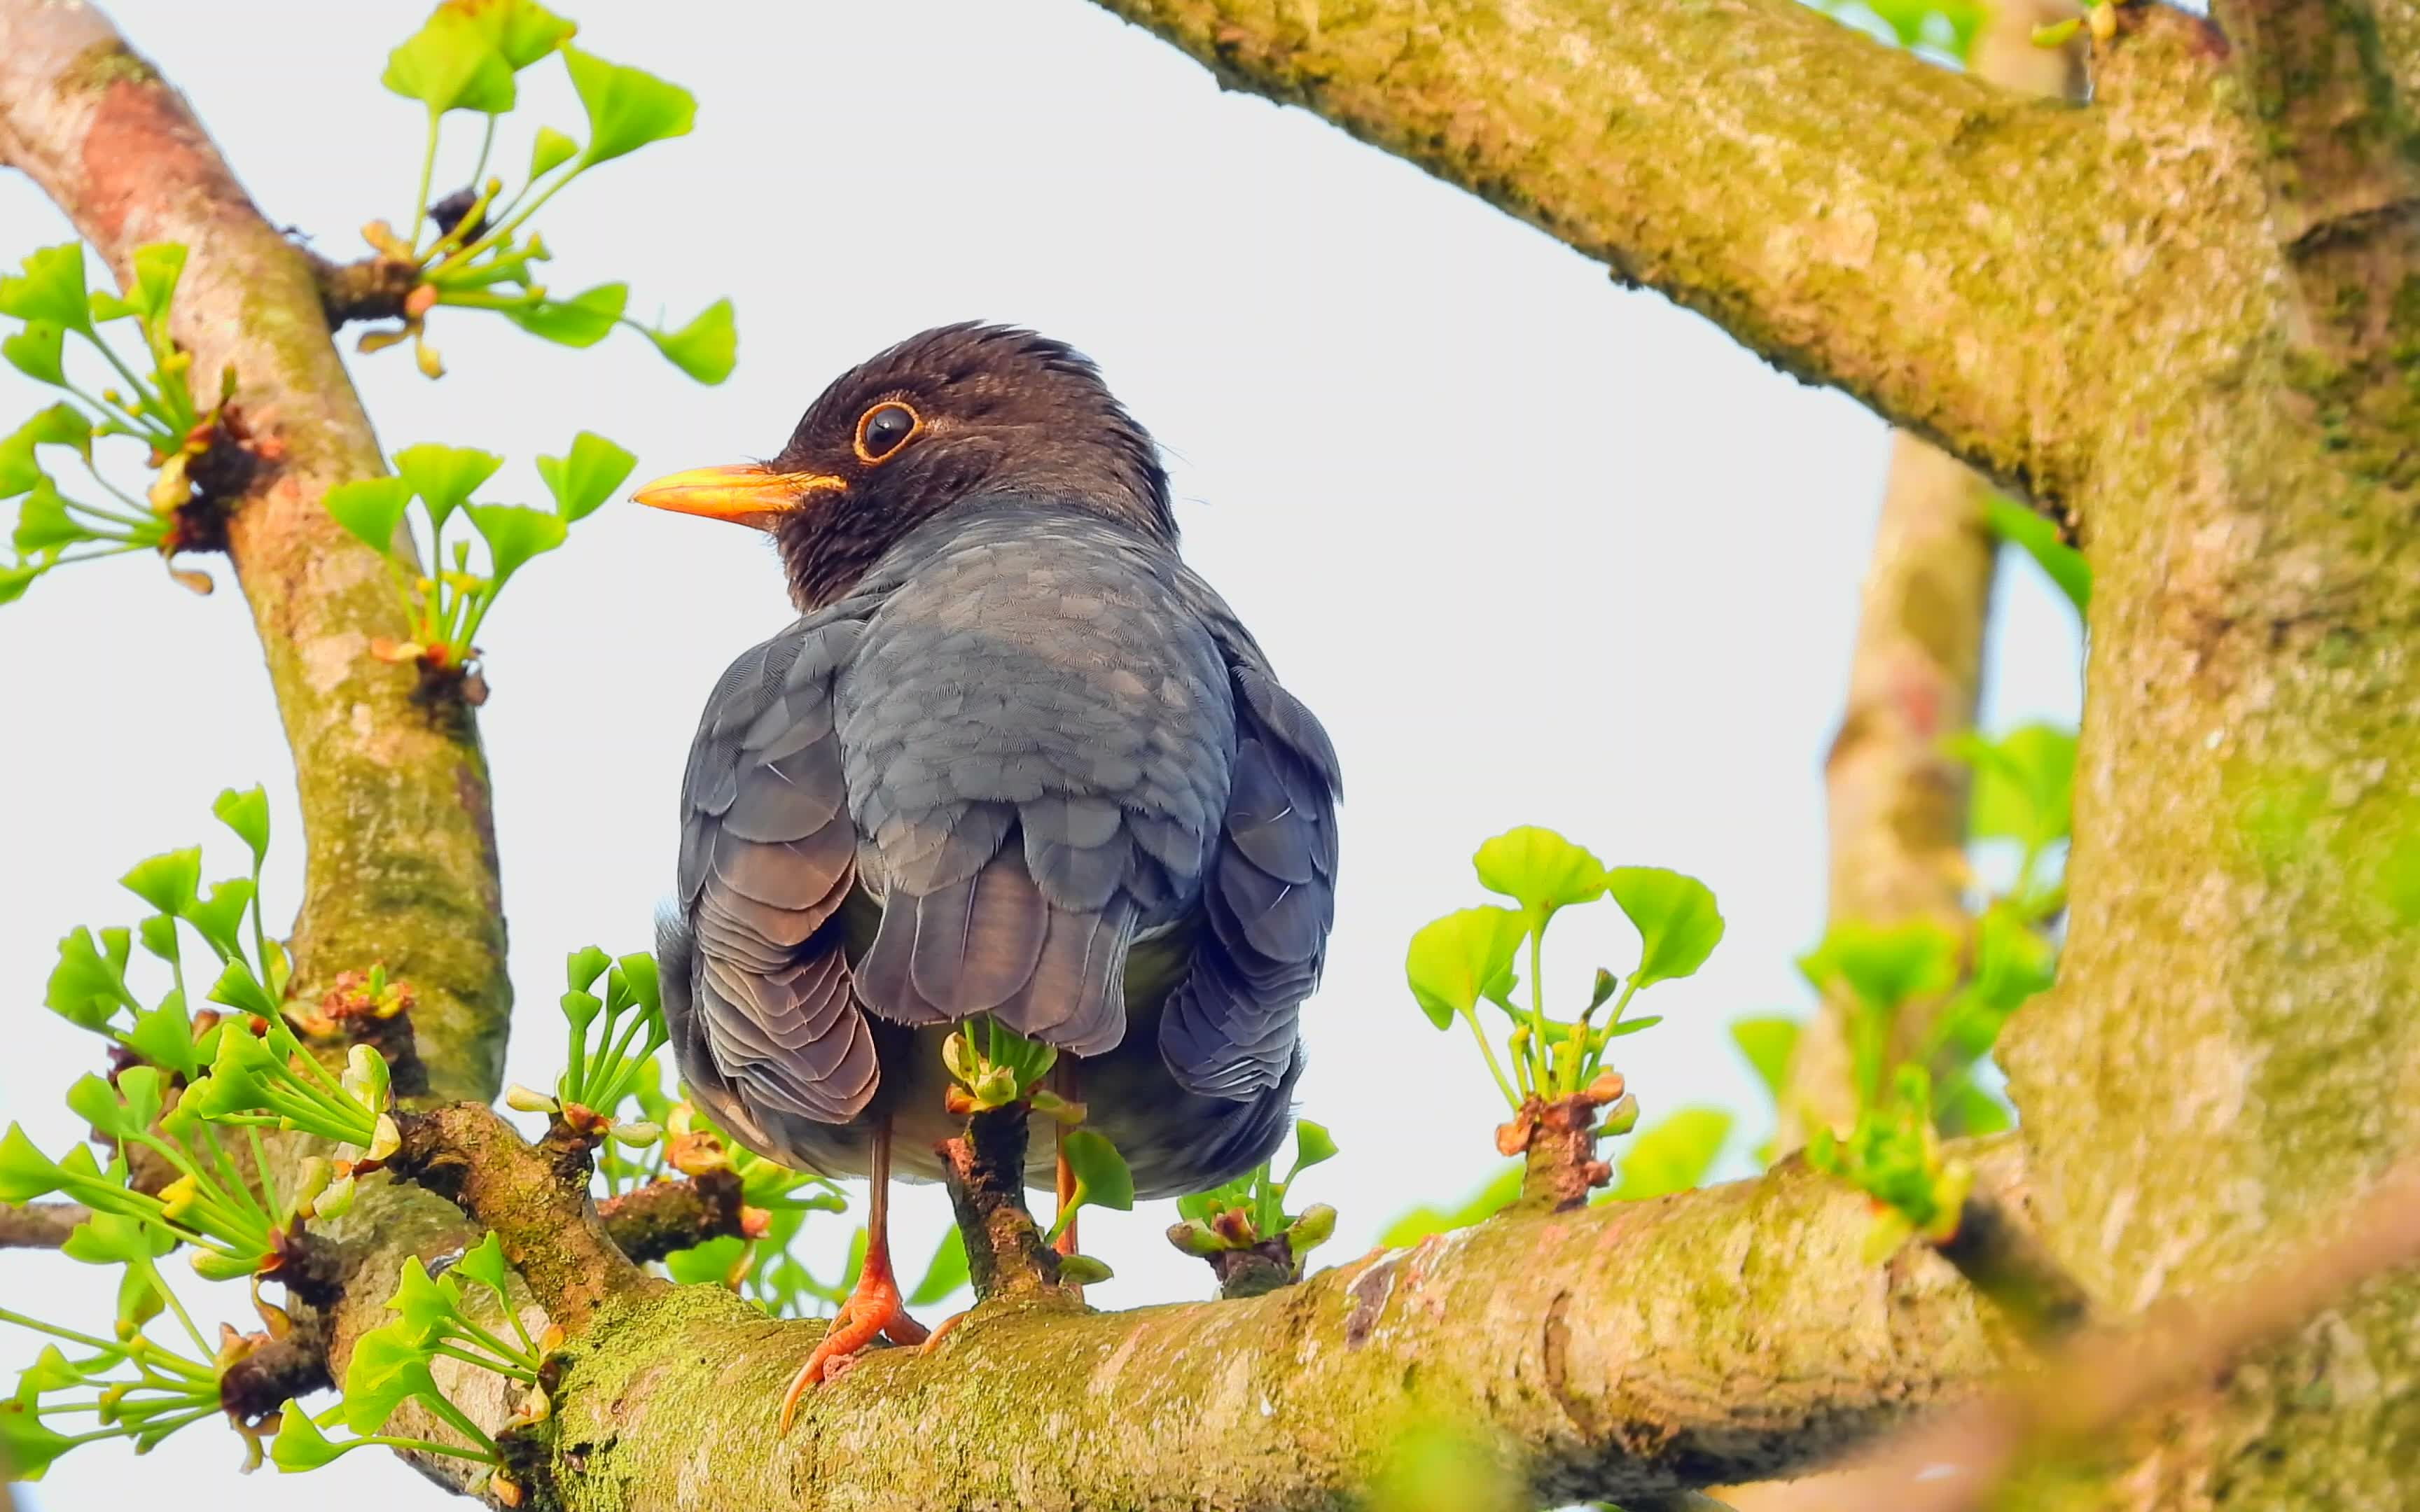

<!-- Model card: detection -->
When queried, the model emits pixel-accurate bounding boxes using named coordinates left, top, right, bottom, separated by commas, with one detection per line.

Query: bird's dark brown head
left=633, top=323, right=1174, bottom=609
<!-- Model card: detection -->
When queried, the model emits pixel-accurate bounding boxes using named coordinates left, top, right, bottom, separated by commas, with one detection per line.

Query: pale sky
left=0, top=1, right=2082, bottom=1504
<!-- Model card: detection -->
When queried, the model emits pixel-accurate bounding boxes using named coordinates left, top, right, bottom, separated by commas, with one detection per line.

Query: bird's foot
left=777, top=1269, right=929, bottom=1429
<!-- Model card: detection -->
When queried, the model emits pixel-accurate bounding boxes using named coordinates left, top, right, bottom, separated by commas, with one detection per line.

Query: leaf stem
left=410, top=108, right=442, bottom=257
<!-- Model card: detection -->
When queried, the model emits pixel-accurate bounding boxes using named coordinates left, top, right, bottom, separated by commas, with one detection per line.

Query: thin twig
left=0, top=1200, right=89, bottom=1249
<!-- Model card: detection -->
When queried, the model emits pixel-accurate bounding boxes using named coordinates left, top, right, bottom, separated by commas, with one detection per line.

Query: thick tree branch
left=0, top=1201, right=88, bottom=1250
left=2210, top=0, right=2420, bottom=484
left=500, top=1152, right=2019, bottom=1511
left=386, top=1103, right=658, bottom=1336
left=1780, top=436, right=1998, bottom=1147
left=0, top=0, right=510, bottom=1102
left=1086, top=0, right=2120, bottom=505
left=594, top=1169, right=746, bottom=1265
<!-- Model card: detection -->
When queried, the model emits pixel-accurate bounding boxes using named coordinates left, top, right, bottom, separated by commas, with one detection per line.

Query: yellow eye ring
left=855, top=401, right=922, bottom=464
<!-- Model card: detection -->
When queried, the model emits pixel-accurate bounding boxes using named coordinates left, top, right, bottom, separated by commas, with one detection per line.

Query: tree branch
left=2209, top=0, right=2420, bottom=484
left=1775, top=0, right=2082, bottom=1152
left=594, top=1169, right=747, bottom=1266
left=506, top=1153, right=2012, bottom=1510
left=1753, top=1152, right=2420, bottom=1511
left=0, top=1201, right=88, bottom=1250
left=1085, top=0, right=2120, bottom=506
left=385, top=1103, right=658, bottom=1336
left=0, top=0, right=510, bottom=1103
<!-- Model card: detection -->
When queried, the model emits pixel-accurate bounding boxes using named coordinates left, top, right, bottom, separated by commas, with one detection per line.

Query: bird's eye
left=855, top=402, right=920, bottom=463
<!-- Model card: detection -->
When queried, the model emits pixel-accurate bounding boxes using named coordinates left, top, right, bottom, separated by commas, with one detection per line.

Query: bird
left=634, top=323, right=1341, bottom=1418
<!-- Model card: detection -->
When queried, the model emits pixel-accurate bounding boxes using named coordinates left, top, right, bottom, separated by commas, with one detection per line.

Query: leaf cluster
left=1, top=241, right=225, bottom=605
left=274, top=1234, right=545, bottom=1479
left=1168, top=1120, right=1339, bottom=1273
left=1405, top=826, right=1723, bottom=1111
left=359, top=0, right=735, bottom=382
left=321, top=430, right=632, bottom=678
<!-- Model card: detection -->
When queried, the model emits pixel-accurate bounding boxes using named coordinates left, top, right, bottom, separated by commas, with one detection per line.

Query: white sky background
left=0, top=0, right=2083, bottom=1504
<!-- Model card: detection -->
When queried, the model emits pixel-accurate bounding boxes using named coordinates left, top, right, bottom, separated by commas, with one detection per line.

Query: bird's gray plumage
left=662, top=496, right=1339, bottom=1198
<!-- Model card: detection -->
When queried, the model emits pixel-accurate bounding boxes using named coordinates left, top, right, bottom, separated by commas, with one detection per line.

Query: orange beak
left=631, top=463, right=847, bottom=529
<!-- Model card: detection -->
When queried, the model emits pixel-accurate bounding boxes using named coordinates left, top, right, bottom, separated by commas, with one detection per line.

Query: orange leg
left=777, top=1117, right=928, bottom=1430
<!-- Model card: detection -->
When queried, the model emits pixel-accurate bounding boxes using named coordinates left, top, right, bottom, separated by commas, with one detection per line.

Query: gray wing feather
left=1157, top=596, right=1342, bottom=1099
left=662, top=617, right=879, bottom=1144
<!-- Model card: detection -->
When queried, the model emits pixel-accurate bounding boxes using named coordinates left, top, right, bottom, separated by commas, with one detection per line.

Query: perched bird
left=637, top=323, right=1341, bottom=1414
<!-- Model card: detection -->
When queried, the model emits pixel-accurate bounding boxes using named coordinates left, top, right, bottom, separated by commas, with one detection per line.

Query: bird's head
left=632, top=323, right=1174, bottom=608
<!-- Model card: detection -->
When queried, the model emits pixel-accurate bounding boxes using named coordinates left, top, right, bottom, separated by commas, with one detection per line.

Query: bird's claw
left=916, top=1310, right=970, bottom=1356
left=776, top=1270, right=927, bottom=1430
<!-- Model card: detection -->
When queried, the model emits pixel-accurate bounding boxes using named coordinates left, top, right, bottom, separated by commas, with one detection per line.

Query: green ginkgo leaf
left=465, top=502, right=566, bottom=587
left=1607, top=1108, right=1733, bottom=1201
left=1291, top=1119, right=1339, bottom=1176
left=1061, top=1128, right=1134, bottom=1212
left=1985, top=493, right=2089, bottom=614
left=11, top=479, right=91, bottom=554
left=322, top=476, right=415, bottom=559
left=0, top=244, right=94, bottom=334
left=1798, top=918, right=1960, bottom=1012
left=120, top=846, right=202, bottom=918
left=907, top=1226, right=969, bottom=1307
left=536, top=430, right=634, bottom=522
left=212, top=784, right=271, bottom=867
left=2, top=319, right=67, bottom=384
left=129, top=243, right=187, bottom=330
left=0, top=1396, right=80, bottom=1481
left=564, top=48, right=695, bottom=167
left=382, top=8, right=517, bottom=115
left=270, top=1406, right=359, bottom=1471
left=394, top=442, right=503, bottom=528
left=0, top=1124, right=65, bottom=1203
left=1404, top=906, right=1528, bottom=1029
left=1604, top=867, right=1725, bottom=988
left=1729, top=1016, right=1800, bottom=1102
left=501, top=282, right=626, bottom=347
left=645, top=298, right=736, bottom=384
left=1952, top=723, right=2077, bottom=853
left=528, top=125, right=580, bottom=180
left=459, top=0, right=576, bottom=67
left=1473, top=825, right=1605, bottom=922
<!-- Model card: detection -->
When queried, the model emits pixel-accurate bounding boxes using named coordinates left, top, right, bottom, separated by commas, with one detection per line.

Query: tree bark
left=0, top=0, right=510, bottom=1104
left=1779, top=435, right=2000, bottom=1147
left=1083, top=0, right=2134, bottom=512
left=522, top=1154, right=2010, bottom=1511
left=1775, top=0, right=2085, bottom=1153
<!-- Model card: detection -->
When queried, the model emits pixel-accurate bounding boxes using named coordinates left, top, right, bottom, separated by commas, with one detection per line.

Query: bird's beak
left=631, top=464, right=847, bottom=529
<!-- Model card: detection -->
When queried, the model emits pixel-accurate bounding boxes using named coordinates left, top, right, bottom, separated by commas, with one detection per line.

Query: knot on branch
left=308, top=251, right=422, bottom=328
left=1500, top=1074, right=1627, bottom=1211
left=291, top=969, right=429, bottom=1099
left=217, top=1308, right=334, bottom=1424
left=1208, top=1236, right=1297, bottom=1300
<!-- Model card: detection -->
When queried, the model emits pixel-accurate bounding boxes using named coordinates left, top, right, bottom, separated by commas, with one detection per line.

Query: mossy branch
left=0, top=0, right=511, bottom=1103
left=593, top=1168, right=746, bottom=1265
left=1084, top=0, right=2130, bottom=510
left=385, top=1102, right=658, bottom=1336
left=519, top=1155, right=2007, bottom=1511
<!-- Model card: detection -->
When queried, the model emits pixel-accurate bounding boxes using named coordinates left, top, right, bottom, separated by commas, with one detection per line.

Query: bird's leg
left=1052, top=1057, right=1081, bottom=1259
left=777, top=1116, right=928, bottom=1429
